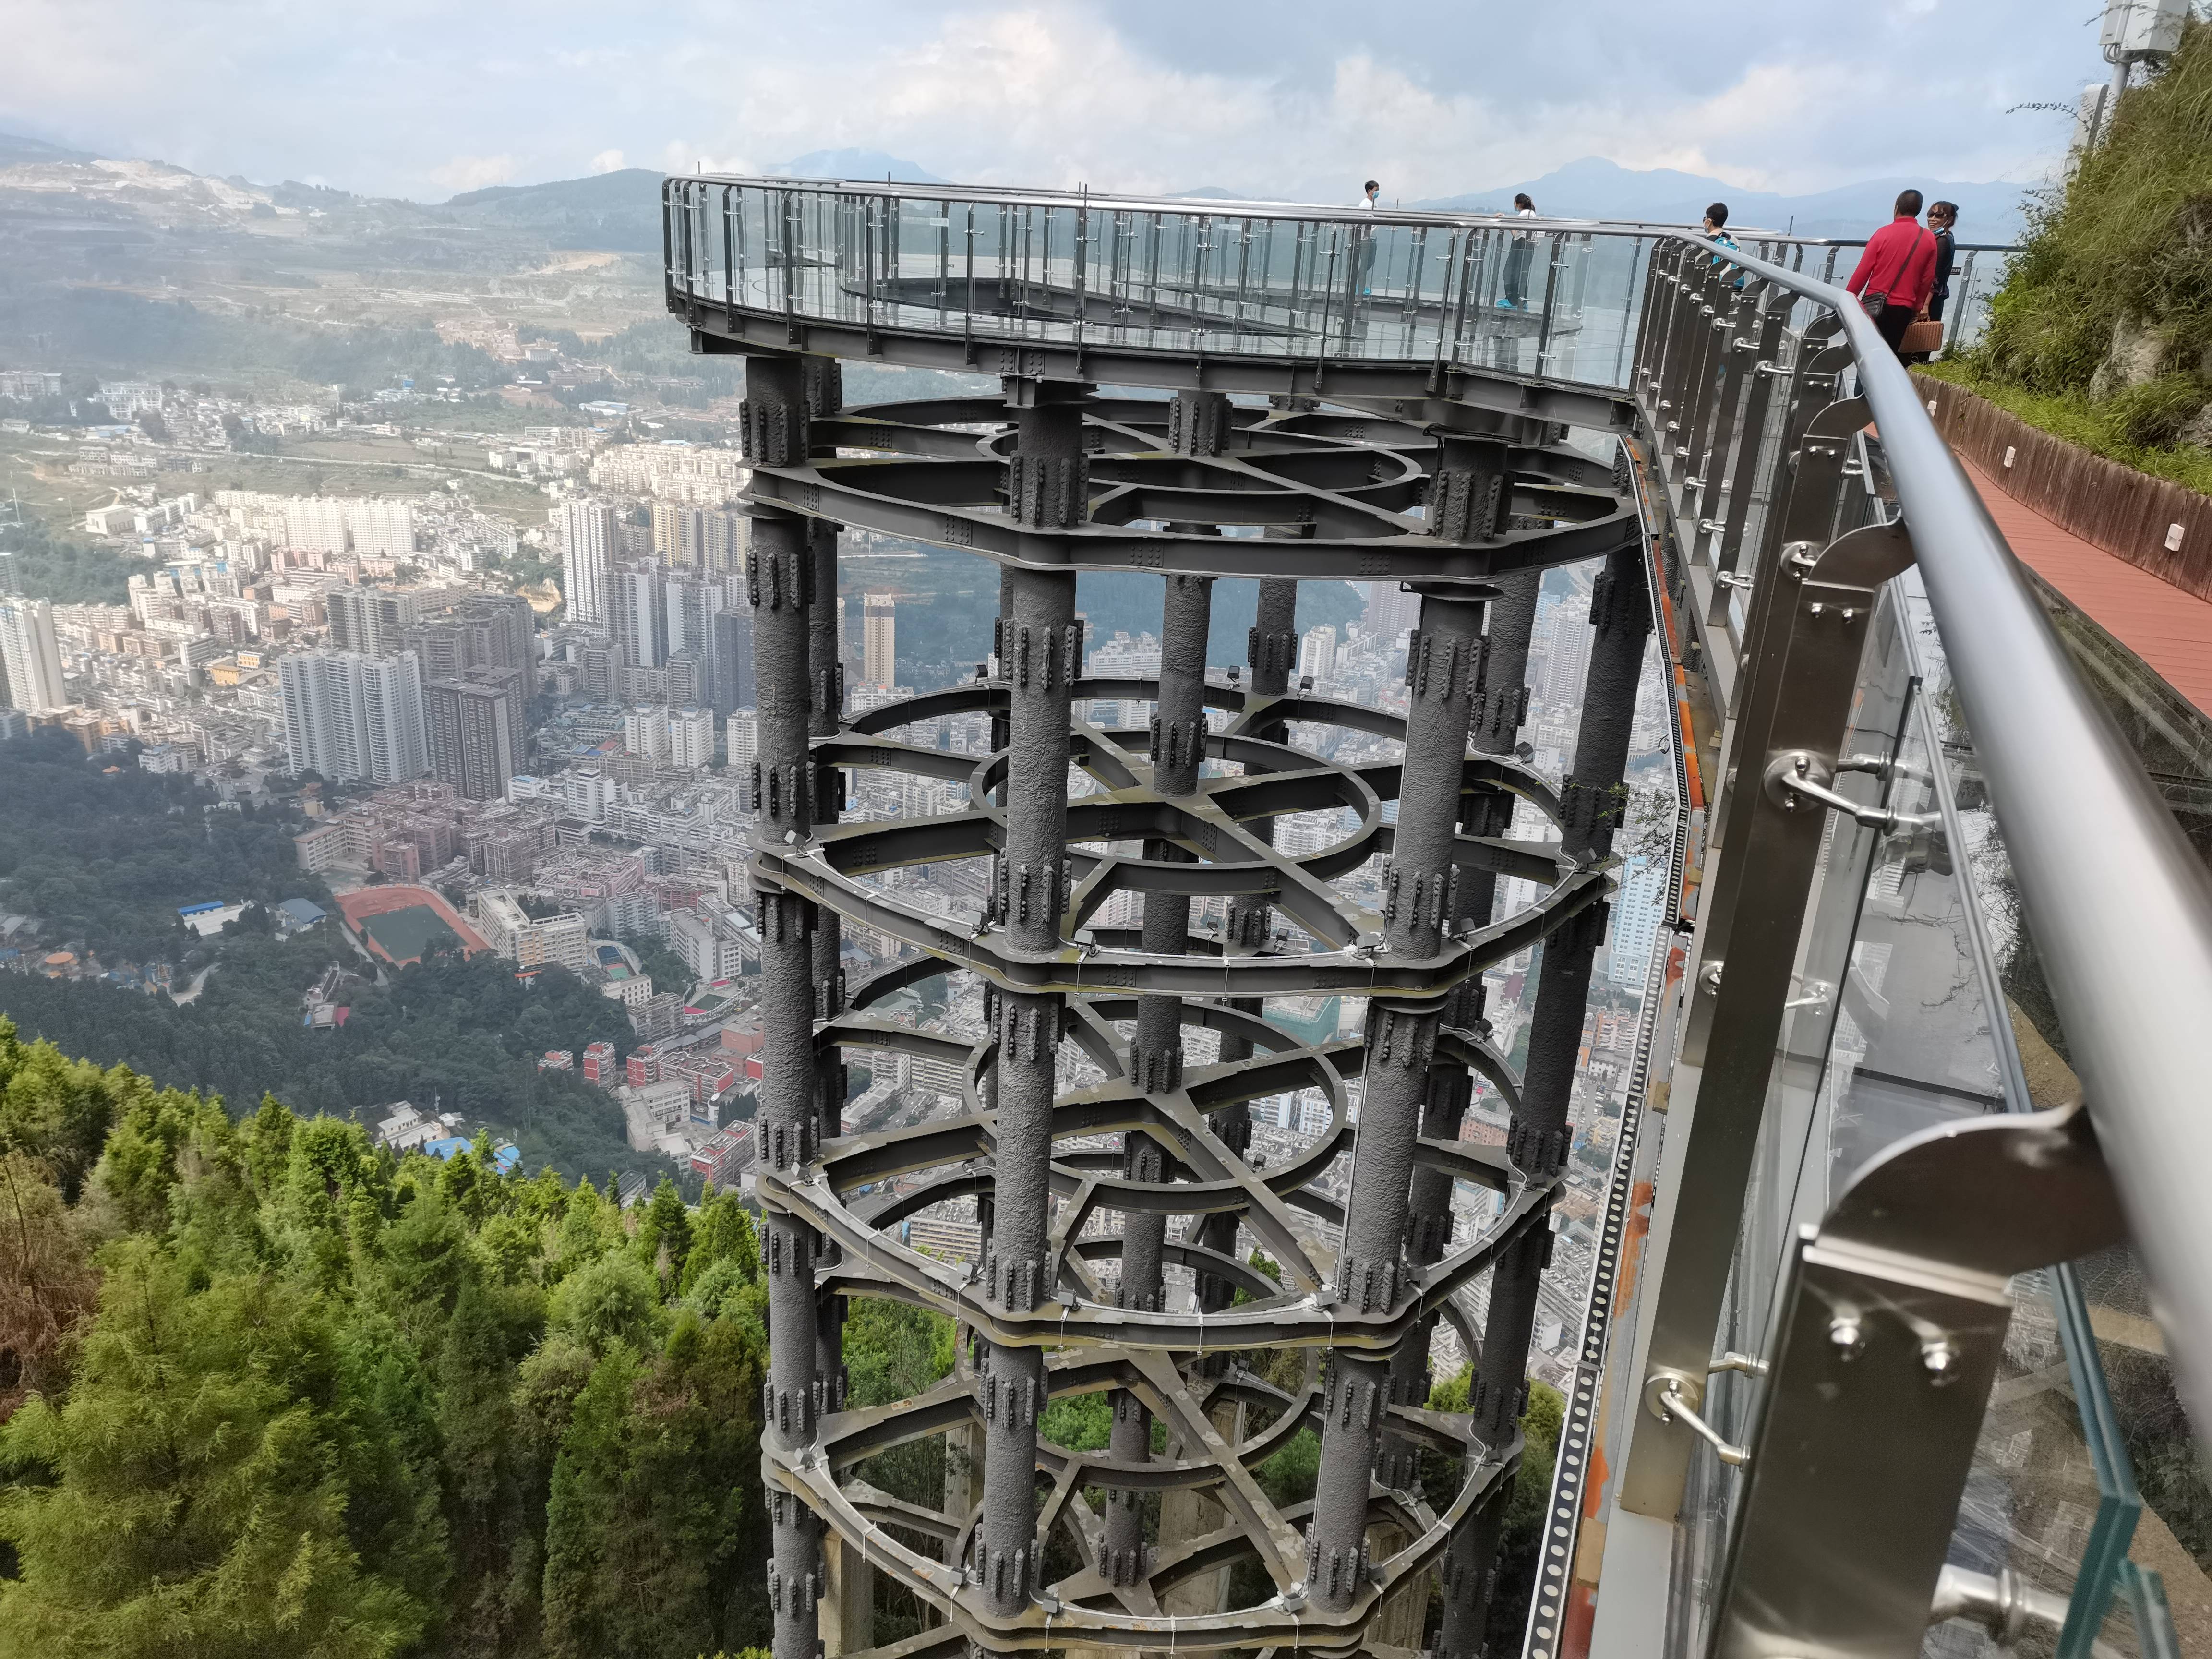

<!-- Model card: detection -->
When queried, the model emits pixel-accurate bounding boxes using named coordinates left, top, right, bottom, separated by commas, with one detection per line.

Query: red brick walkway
left=1963, top=458, right=2212, bottom=718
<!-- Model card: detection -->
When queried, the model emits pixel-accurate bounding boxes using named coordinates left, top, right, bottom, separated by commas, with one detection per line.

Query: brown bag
left=1899, top=302, right=1944, bottom=356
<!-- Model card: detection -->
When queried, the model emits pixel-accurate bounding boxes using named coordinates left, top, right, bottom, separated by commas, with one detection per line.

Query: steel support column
left=750, top=355, right=825, bottom=1659
left=974, top=385, right=1089, bottom=1617
left=1305, top=587, right=1486, bottom=1612
left=1452, top=537, right=1650, bottom=1653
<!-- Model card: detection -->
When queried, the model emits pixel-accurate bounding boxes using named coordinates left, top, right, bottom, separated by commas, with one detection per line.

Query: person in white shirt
left=1354, top=180, right=1379, bottom=294
left=1500, top=193, right=1537, bottom=310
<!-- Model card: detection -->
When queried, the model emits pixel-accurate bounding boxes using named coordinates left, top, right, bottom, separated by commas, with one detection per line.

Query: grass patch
left=1922, top=361, right=2212, bottom=498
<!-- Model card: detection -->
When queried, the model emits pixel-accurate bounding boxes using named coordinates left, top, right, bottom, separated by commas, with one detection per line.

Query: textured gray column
left=974, top=385, right=1088, bottom=1618
left=748, top=356, right=825, bottom=1659
left=1383, top=564, right=1541, bottom=1459
left=1101, top=569, right=1210, bottom=1579
left=1305, top=589, right=1484, bottom=1613
left=1372, top=440, right=1520, bottom=1480
left=1201, top=570, right=1298, bottom=1317
left=1444, top=539, right=1650, bottom=1657
left=807, top=514, right=850, bottom=1400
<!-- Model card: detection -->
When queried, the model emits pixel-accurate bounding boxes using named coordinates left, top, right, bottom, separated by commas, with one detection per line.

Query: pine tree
left=0, top=1240, right=433, bottom=1657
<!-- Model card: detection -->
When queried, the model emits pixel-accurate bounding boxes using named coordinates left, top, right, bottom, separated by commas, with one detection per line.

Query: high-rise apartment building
left=577, top=642, right=619, bottom=705
left=407, top=595, right=537, bottom=711
left=1297, top=623, right=1336, bottom=685
left=279, top=650, right=429, bottom=783
left=1362, top=579, right=1420, bottom=646
left=611, top=564, right=667, bottom=669
left=0, top=596, right=70, bottom=715
left=651, top=504, right=749, bottom=573
left=709, top=607, right=755, bottom=714
left=624, top=704, right=672, bottom=764
left=327, top=586, right=422, bottom=656
left=667, top=706, right=715, bottom=770
left=423, top=676, right=518, bottom=801
left=672, top=652, right=711, bottom=710
left=281, top=498, right=416, bottom=559
left=724, top=709, right=757, bottom=775
left=557, top=501, right=621, bottom=625
left=664, top=577, right=722, bottom=665
left=863, top=590, right=897, bottom=688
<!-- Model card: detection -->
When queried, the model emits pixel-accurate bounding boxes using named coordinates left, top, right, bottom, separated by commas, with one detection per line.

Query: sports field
left=334, top=885, right=490, bottom=966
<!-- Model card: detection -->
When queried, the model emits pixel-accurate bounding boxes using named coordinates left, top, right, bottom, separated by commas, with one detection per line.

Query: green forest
left=0, top=731, right=663, bottom=1185
left=0, top=512, right=140, bottom=605
left=0, top=1022, right=1559, bottom=1658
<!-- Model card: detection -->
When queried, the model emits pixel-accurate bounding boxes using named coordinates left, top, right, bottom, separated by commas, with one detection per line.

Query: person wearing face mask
left=1902, top=199, right=1960, bottom=364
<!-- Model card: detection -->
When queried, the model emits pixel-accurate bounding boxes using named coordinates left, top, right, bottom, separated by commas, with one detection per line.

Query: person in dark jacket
left=1926, top=201, right=1959, bottom=322
left=1844, top=189, right=1940, bottom=358
left=1901, top=200, right=1960, bottom=364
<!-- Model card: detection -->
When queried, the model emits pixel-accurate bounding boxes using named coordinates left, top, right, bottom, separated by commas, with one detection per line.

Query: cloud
left=590, top=148, right=625, bottom=173
left=0, top=0, right=2095, bottom=203
left=429, top=153, right=516, bottom=193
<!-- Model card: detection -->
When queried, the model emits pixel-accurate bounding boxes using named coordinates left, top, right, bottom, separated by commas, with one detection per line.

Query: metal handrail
left=681, top=172, right=2021, bottom=252
left=1672, top=236, right=2212, bottom=1462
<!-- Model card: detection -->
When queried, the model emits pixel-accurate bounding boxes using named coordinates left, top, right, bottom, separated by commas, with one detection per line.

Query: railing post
left=1617, top=494, right=1917, bottom=1519
left=1705, top=286, right=1796, bottom=588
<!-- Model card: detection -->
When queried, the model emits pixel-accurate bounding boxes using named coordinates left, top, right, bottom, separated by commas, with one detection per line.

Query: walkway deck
left=1965, top=458, right=2212, bottom=718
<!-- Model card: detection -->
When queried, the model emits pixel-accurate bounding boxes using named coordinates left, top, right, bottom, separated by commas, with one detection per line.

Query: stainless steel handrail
left=1680, top=236, right=2212, bottom=1461
left=681, top=172, right=2021, bottom=252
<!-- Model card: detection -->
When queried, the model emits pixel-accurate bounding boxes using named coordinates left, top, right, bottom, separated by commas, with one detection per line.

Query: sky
left=2, top=0, right=2118, bottom=203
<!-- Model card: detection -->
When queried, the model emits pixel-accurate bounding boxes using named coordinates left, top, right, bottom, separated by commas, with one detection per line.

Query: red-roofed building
left=582, top=1040, right=618, bottom=1086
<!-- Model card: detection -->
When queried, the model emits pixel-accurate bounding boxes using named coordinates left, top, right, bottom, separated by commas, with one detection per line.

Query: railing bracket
left=1644, top=1372, right=1751, bottom=1467
left=1764, top=749, right=1935, bottom=833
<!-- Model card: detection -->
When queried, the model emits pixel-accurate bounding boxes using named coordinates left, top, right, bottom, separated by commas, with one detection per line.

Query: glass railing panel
left=1888, top=561, right=2186, bottom=1657
left=1666, top=546, right=2186, bottom=1657
left=672, top=188, right=2018, bottom=397
left=1662, top=578, right=1924, bottom=1659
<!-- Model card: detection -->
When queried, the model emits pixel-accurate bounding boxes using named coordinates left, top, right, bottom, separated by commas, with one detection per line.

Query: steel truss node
left=688, top=182, right=1656, bottom=1659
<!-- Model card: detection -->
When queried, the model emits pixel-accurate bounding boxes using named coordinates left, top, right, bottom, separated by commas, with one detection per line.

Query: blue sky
left=3, top=0, right=2117, bottom=203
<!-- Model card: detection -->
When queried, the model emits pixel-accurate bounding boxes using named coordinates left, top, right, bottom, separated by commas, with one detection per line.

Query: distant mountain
left=0, top=132, right=97, bottom=166
left=1413, top=156, right=2031, bottom=242
left=439, top=167, right=667, bottom=252
left=770, top=149, right=946, bottom=185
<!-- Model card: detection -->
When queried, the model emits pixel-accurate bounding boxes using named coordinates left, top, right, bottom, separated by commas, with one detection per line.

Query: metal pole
left=1304, top=581, right=1487, bottom=1611
left=974, top=382, right=1090, bottom=1616
left=748, top=355, right=824, bottom=1659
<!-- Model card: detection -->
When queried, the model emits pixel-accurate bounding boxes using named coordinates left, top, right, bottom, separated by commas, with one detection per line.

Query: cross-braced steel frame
left=679, top=184, right=1656, bottom=1659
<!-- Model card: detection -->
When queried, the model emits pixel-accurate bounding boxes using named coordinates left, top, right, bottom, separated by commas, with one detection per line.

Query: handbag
left=1899, top=305, right=1945, bottom=355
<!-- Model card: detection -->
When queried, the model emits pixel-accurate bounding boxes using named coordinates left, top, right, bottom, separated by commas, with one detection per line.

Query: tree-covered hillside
left=0, top=1022, right=1562, bottom=1657
left=0, top=1017, right=775, bottom=1657
left=0, top=731, right=663, bottom=1185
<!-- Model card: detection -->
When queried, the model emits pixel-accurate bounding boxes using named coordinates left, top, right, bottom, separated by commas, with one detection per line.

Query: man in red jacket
left=1845, top=189, right=1940, bottom=358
